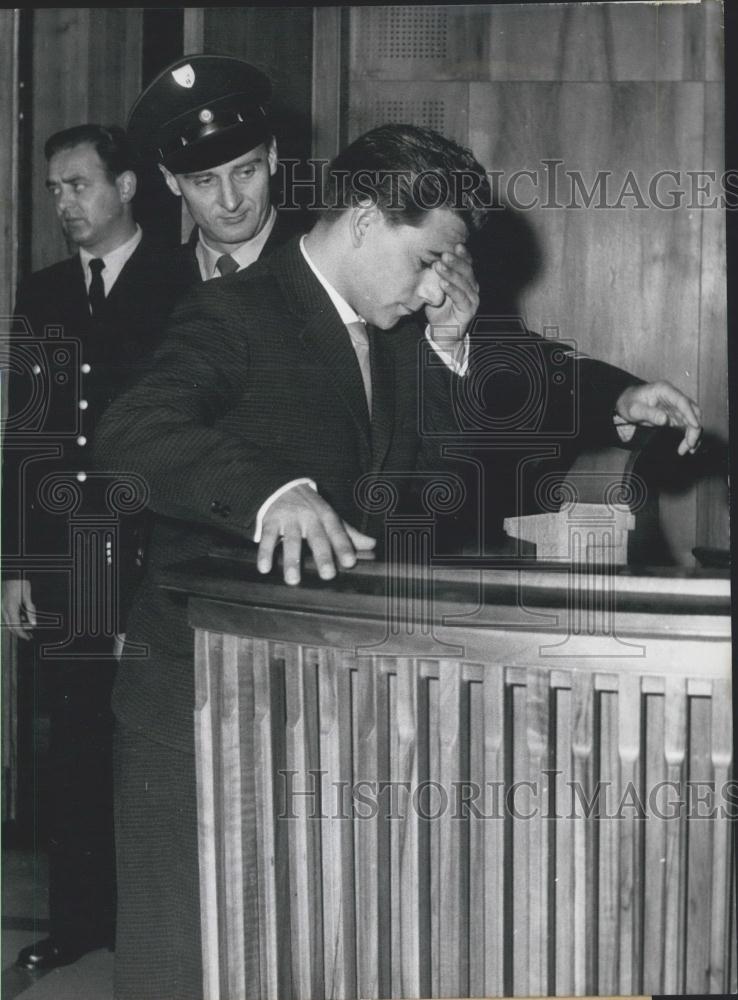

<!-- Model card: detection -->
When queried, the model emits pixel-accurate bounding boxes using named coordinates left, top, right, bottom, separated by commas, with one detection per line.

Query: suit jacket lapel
left=105, top=240, right=146, bottom=306
left=298, top=300, right=372, bottom=455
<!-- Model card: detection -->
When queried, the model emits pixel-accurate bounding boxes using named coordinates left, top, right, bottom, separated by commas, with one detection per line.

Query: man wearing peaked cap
left=127, top=53, right=304, bottom=280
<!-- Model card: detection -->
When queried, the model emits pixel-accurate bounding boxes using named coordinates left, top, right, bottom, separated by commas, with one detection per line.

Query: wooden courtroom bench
left=159, top=547, right=734, bottom=1000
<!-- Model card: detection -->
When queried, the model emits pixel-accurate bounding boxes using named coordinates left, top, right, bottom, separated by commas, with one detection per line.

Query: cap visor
left=163, top=123, right=270, bottom=173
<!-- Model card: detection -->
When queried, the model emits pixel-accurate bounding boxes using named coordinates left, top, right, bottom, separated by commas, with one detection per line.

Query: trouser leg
left=113, top=723, right=202, bottom=1000
left=45, top=656, right=116, bottom=947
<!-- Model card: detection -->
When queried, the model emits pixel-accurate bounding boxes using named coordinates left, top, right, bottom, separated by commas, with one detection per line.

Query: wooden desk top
left=158, top=546, right=731, bottom=636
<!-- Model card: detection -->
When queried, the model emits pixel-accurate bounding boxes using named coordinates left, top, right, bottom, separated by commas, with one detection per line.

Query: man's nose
left=416, top=267, right=445, bottom=308
left=57, top=190, right=74, bottom=213
left=218, top=177, right=242, bottom=212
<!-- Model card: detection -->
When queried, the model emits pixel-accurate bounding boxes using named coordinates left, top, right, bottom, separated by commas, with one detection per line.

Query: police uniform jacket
left=1, top=238, right=194, bottom=619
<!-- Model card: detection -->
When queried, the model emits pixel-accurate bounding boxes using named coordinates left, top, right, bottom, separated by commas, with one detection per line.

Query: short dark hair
left=321, top=123, right=491, bottom=233
left=44, top=124, right=133, bottom=181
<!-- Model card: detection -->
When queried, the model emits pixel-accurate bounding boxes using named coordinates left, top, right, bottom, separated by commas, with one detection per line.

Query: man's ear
left=116, top=170, right=137, bottom=203
left=158, top=163, right=183, bottom=198
left=349, top=200, right=381, bottom=248
left=267, top=137, right=278, bottom=177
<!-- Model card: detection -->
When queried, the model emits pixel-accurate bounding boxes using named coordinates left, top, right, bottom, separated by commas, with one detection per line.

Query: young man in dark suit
left=95, top=120, right=702, bottom=999
left=93, top=121, right=492, bottom=1000
left=1, top=123, right=193, bottom=971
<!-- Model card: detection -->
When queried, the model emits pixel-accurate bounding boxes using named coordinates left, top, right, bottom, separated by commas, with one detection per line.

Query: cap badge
left=198, top=109, right=214, bottom=123
left=172, top=64, right=196, bottom=89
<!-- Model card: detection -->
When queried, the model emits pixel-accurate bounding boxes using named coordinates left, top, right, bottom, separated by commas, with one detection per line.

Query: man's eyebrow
left=183, top=154, right=263, bottom=180
left=45, top=174, right=86, bottom=188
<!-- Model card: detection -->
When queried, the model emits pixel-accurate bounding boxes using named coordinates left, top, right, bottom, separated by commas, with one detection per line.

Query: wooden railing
left=160, top=551, right=735, bottom=1000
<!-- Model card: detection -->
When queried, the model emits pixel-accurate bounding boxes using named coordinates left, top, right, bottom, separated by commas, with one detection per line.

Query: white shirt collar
left=299, top=235, right=364, bottom=326
left=196, top=208, right=277, bottom=280
left=79, top=225, right=142, bottom=294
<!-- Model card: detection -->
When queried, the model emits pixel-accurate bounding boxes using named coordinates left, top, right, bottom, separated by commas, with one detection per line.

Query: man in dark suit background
left=1, top=123, right=193, bottom=971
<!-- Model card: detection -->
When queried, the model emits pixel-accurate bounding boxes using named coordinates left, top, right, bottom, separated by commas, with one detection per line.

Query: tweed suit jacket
left=94, top=235, right=460, bottom=749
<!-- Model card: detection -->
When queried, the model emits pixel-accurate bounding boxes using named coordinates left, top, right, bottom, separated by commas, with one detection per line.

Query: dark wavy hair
left=321, top=123, right=491, bottom=233
left=44, top=124, right=133, bottom=182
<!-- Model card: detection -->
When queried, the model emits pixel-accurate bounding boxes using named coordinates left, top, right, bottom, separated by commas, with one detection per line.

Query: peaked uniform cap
left=127, top=54, right=272, bottom=173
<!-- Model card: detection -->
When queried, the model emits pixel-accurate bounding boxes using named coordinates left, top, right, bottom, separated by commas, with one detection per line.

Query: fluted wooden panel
left=196, top=629, right=735, bottom=999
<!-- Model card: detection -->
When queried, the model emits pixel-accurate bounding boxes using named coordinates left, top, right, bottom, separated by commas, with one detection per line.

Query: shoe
left=16, top=937, right=96, bottom=971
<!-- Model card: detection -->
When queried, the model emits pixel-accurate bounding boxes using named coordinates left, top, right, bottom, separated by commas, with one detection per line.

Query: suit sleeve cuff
left=612, top=413, right=638, bottom=442
left=424, top=325, right=469, bottom=376
left=253, top=478, right=316, bottom=542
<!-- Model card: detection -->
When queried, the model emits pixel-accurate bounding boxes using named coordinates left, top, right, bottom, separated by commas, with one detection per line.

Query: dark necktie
left=216, top=254, right=239, bottom=277
left=88, top=258, right=106, bottom=318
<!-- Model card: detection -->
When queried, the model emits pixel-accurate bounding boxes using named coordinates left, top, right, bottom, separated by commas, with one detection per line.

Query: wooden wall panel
left=349, top=5, right=490, bottom=83
left=0, top=9, right=20, bottom=319
left=349, top=2, right=712, bottom=84
left=483, top=1, right=708, bottom=82
left=469, top=80, right=703, bottom=382
left=31, top=8, right=90, bottom=270
left=30, top=8, right=143, bottom=272
left=312, top=7, right=343, bottom=161
left=470, top=76, right=717, bottom=565
left=347, top=80, right=469, bottom=147
left=346, top=2, right=727, bottom=562
left=201, top=7, right=313, bottom=166
left=0, top=6, right=20, bottom=824
left=88, top=9, right=144, bottom=135
left=696, top=80, right=729, bottom=550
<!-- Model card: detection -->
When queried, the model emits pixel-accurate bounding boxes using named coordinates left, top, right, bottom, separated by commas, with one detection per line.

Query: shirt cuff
left=612, top=413, right=638, bottom=442
left=425, top=325, right=469, bottom=376
left=253, top=478, right=316, bottom=542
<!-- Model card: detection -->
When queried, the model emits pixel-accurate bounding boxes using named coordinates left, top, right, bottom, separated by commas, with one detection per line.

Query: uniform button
left=79, top=399, right=89, bottom=410
left=77, top=435, right=87, bottom=446
left=210, top=500, right=222, bottom=514
left=76, top=471, right=87, bottom=482
left=81, top=363, right=91, bottom=373
left=32, top=364, right=41, bottom=375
